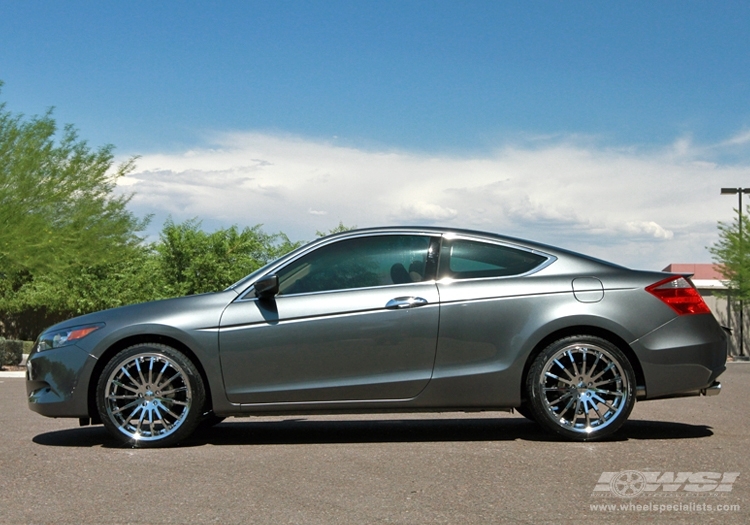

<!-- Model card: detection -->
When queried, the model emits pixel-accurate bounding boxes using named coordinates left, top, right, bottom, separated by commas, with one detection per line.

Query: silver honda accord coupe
left=26, top=227, right=727, bottom=447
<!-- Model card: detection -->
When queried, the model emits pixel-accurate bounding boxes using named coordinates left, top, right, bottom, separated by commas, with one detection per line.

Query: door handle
left=385, top=296, right=429, bottom=309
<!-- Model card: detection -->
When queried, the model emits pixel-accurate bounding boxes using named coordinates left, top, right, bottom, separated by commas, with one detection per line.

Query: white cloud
left=396, top=202, right=459, bottom=222
left=723, top=129, right=750, bottom=147
left=116, top=131, right=750, bottom=270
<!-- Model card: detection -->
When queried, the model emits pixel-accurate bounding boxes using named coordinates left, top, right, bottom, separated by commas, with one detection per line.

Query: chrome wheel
left=97, top=345, right=205, bottom=447
left=527, top=336, right=635, bottom=440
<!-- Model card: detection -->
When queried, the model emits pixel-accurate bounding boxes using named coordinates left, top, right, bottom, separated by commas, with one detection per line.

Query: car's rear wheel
left=526, top=335, right=636, bottom=441
left=96, top=344, right=205, bottom=448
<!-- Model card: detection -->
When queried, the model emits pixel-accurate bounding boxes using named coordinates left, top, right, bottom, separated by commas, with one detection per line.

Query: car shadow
left=32, top=417, right=713, bottom=448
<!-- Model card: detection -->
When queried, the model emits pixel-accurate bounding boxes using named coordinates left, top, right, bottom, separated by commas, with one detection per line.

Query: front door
left=219, top=234, right=440, bottom=404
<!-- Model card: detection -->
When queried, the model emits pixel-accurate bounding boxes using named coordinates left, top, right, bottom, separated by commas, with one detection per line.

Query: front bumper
left=26, top=344, right=96, bottom=418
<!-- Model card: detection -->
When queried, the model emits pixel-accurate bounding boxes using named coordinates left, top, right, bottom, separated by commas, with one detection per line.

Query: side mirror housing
left=254, top=274, right=279, bottom=300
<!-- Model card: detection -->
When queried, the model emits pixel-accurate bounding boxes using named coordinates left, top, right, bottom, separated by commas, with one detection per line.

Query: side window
left=277, top=235, right=432, bottom=295
left=440, top=239, right=547, bottom=279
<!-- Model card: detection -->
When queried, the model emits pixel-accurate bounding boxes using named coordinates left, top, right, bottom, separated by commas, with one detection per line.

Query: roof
left=662, top=263, right=726, bottom=290
left=662, top=263, right=724, bottom=280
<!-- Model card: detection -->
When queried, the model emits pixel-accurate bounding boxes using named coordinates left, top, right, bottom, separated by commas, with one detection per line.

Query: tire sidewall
left=526, top=335, right=636, bottom=441
left=96, top=343, right=205, bottom=448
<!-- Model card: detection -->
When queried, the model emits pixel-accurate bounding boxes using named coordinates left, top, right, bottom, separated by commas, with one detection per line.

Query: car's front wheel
left=526, top=336, right=636, bottom=441
left=514, top=403, right=537, bottom=422
left=96, top=344, right=205, bottom=447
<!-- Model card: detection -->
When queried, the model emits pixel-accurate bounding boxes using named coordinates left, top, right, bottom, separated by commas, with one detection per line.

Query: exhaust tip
left=701, top=381, right=721, bottom=396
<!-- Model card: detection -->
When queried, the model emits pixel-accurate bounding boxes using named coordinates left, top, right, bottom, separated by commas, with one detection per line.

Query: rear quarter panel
left=416, top=267, right=684, bottom=408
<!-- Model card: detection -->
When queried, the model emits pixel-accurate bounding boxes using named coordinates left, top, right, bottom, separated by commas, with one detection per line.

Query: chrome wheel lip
left=538, top=343, right=629, bottom=434
left=104, top=353, right=192, bottom=442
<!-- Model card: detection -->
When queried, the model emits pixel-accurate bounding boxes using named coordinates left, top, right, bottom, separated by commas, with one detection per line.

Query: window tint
left=277, top=235, right=432, bottom=295
left=441, top=239, right=546, bottom=279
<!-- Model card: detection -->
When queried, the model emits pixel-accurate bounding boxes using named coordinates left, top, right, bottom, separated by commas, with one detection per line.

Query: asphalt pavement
left=1, top=365, right=749, bottom=524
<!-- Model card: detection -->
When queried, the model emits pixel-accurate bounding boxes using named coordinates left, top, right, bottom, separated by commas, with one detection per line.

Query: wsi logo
left=593, top=471, right=740, bottom=498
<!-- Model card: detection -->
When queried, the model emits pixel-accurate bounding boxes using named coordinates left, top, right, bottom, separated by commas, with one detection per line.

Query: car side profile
left=26, top=227, right=727, bottom=447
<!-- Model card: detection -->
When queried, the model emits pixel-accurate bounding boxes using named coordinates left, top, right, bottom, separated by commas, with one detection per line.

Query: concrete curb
left=0, top=371, right=25, bottom=378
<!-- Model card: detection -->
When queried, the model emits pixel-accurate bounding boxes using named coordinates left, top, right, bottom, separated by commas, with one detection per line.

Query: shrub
left=0, top=338, right=24, bottom=366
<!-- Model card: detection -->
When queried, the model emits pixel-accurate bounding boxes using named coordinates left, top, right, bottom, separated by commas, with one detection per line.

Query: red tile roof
left=662, top=263, right=724, bottom=280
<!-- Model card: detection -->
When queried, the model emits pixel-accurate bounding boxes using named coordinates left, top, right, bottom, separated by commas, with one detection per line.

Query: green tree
left=0, top=94, right=144, bottom=275
left=155, top=219, right=301, bottom=296
left=316, top=221, right=356, bottom=237
left=0, top=83, right=147, bottom=338
left=1, top=247, right=161, bottom=339
left=710, top=207, right=750, bottom=301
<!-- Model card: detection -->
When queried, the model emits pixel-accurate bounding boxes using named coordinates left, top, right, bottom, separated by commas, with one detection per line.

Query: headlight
left=36, top=323, right=105, bottom=352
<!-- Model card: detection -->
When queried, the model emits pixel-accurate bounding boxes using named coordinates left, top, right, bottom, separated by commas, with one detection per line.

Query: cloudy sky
left=2, top=1, right=750, bottom=269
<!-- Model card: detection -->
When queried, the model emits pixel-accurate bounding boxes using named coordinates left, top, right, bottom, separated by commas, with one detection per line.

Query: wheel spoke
left=159, top=386, right=188, bottom=397
left=548, top=391, right=574, bottom=406
left=583, top=399, right=591, bottom=428
left=544, top=372, right=573, bottom=385
left=153, top=361, right=168, bottom=389
left=589, top=352, right=602, bottom=375
left=559, top=393, right=577, bottom=416
left=567, top=350, right=580, bottom=378
left=552, top=359, right=575, bottom=380
left=136, top=407, right=147, bottom=434
left=152, top=404, right=164, bottom=425
left=103, top=350, right=194, bottom=443
left=150, top=357, right=156, bottom=385
left=591, top=393, right=617, bottom=411
left=122, top=404, right=143, bottom=428
left=121, top=367, right=143, bottom=389
left=592, top=401, right=605, bottom=422
left=160, top=404, right=182, bottom=421
left=111, top=381, right=139, bottom=394
left=590, top=362, right=615, bottom=382
left=592, top=387, right=624, bottom=397
left=593, top=376, right=621, bottom=388
left=580, top=348, right=588, bottom=376
left=157, top=372, right=181, bottom=391
left=135, top=358, right=147, bottom=388
left=537, top=341, right=631, bottom=436
left=110, top=398, right=141, bottom=416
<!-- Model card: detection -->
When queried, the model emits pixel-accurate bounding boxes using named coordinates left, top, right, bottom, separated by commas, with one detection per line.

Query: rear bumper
left=637, top=380, right=722, bottom=401
left=631, top=313, right=727, bottom=400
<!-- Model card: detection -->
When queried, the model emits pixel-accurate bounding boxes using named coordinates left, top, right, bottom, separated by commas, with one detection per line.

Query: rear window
left=441, top=239, right=547, bottom=279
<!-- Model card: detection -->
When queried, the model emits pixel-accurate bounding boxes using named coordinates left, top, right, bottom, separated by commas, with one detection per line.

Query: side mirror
left=254, top=274, right=279, bottom=300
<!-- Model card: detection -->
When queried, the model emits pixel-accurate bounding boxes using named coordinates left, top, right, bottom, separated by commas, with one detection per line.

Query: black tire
left=96, top=344, right=205, bottom=448
left=526, top=335, right=636, bottom=441
left=196, top=412, right=226, bottom=432
left=514, top=403, right=537, bottom=422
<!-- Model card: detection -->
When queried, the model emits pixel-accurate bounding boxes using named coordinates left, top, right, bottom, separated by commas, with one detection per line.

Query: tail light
left=646, top=276, right=711, bottom=315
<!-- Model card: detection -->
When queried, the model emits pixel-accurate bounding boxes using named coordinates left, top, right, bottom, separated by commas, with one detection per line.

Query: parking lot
left=1, top=365, right=749, bottom=524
